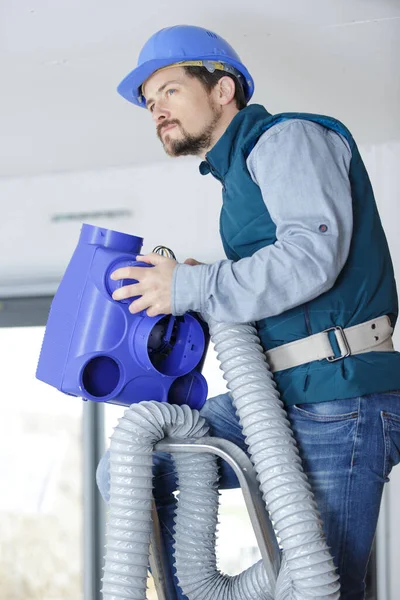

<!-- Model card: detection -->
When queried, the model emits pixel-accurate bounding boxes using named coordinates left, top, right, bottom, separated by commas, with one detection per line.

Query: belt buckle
left=324, top=326, right=351, bottom=362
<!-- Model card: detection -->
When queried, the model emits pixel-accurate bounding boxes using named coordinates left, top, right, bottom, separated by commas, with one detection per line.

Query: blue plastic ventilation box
left=36, top=224, right=209, bottom=409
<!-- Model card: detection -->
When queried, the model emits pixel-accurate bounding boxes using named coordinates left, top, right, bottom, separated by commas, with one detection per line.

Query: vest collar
left=199, top=104, right=271, bottom=179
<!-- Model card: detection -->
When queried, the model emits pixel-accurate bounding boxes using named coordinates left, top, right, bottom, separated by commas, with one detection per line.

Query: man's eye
left=167, top=89, right=177, bottom=96
left=149, top=105, right=155, bottom=113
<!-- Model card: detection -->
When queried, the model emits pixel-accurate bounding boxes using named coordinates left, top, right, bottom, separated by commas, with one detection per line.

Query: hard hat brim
left=117, top=56, right=254, bottom=107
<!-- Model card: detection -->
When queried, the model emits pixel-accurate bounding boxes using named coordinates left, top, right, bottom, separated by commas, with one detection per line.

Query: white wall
left=0, top=158, right=224, bottom=296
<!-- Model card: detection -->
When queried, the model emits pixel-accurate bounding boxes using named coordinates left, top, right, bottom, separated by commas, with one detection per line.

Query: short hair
left=184, top=66, right=247, bottom=110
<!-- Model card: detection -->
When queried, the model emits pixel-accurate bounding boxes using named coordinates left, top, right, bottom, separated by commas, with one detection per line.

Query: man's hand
left=111, top=253, right=177, bottom=317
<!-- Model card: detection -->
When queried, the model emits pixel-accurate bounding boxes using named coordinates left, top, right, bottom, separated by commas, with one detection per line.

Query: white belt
left=266, top=315, right=394, bottom=373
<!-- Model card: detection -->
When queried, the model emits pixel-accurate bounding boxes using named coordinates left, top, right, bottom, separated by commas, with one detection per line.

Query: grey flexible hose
left=101, top=402, right=211, bottom=599
left=173, top=322, right=340, bottom=599
left=102, top=321, right=340, bottom=599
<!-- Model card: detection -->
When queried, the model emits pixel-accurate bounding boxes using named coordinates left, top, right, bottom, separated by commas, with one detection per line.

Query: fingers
left=113, top=285, right=159, bottom=315
left=111, top=262, right=160, bottom=282
left=128, top=297, right=149, bottom=314
left=110, top=254, right=174, bottom=317
left=138, top=253, right=174, bottom=266
left=111, top=266, right=144, bottom=281
left=112, top=282, right=141, bottom=301
left=128, top=296, right=164, bottom=317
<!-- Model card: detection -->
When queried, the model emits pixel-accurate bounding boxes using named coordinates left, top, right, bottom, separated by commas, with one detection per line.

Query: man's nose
left=152, top=102, right=171, bottom=123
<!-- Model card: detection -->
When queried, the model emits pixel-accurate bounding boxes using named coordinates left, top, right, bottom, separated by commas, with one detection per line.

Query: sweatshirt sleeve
left=172, top=119, right=353, bottom=323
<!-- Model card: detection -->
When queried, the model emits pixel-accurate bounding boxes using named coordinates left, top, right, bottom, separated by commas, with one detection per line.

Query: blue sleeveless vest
left=200, top=104, right=400, bottom=406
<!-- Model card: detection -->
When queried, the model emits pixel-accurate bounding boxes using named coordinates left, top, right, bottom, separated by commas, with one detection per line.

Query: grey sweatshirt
left=172, top=118, right=353, bottom=323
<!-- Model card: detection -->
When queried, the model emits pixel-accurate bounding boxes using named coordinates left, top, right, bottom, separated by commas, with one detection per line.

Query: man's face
left=142, top=66, right=222, bottom=157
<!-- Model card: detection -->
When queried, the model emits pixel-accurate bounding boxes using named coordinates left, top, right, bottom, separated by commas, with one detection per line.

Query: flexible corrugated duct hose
left=101, top=320, right=340, bottom=599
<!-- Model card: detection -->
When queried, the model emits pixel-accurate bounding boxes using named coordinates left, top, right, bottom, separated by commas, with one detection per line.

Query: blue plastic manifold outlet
left=36, top=224, right=209, bottom=409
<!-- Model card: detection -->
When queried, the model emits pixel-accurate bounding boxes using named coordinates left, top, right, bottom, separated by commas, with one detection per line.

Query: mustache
left=157, top=119, right=181, bottom=138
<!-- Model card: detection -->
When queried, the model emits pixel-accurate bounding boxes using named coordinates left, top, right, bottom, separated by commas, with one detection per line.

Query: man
left=97, top=25, right=400, bottom=599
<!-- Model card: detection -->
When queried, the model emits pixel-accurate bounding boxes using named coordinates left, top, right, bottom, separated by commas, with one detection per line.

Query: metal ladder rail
left=149, top=436, right=281, bottom=600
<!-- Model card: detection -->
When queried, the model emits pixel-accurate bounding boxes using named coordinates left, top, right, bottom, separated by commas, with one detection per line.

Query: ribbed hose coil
left=101, top=403, right=210, bottom=599
left=203, top=321, right=340, bottom=599
left=101, top=321, right=340, bottom=600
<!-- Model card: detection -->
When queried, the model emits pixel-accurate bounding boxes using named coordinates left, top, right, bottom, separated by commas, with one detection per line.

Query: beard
left=157, top=105, right=222, bottom=157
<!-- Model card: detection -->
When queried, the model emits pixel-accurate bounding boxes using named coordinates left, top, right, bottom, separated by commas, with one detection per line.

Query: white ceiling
left=0, top=0, right=399, bottom=178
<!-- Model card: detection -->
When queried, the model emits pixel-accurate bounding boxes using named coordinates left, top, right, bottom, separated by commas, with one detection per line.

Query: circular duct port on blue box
left=168, top=371, right=208, bottom=410
left=81, top=355, right=121, bottom=398
left=135, top=314, right=205, bottom=377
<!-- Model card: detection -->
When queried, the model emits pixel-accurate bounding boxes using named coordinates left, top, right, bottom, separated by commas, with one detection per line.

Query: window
left=0, top=326, right=83, bottom=600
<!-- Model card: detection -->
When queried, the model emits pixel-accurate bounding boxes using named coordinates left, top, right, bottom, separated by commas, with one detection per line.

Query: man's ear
left=215, top=76, right=236, bottom=106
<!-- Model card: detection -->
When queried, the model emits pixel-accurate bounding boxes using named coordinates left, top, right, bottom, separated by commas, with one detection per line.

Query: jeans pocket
left=290, top=397, right=359, bottom=422
left=382, top=410, right=400, bottom=480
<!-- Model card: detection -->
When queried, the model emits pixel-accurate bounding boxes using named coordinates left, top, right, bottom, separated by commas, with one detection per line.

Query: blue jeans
left=97, top=391, right=400, bottom=600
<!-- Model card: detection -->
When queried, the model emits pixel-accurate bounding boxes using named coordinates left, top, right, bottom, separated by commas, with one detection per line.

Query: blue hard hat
left=117, top=25, right=255, bottom=107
